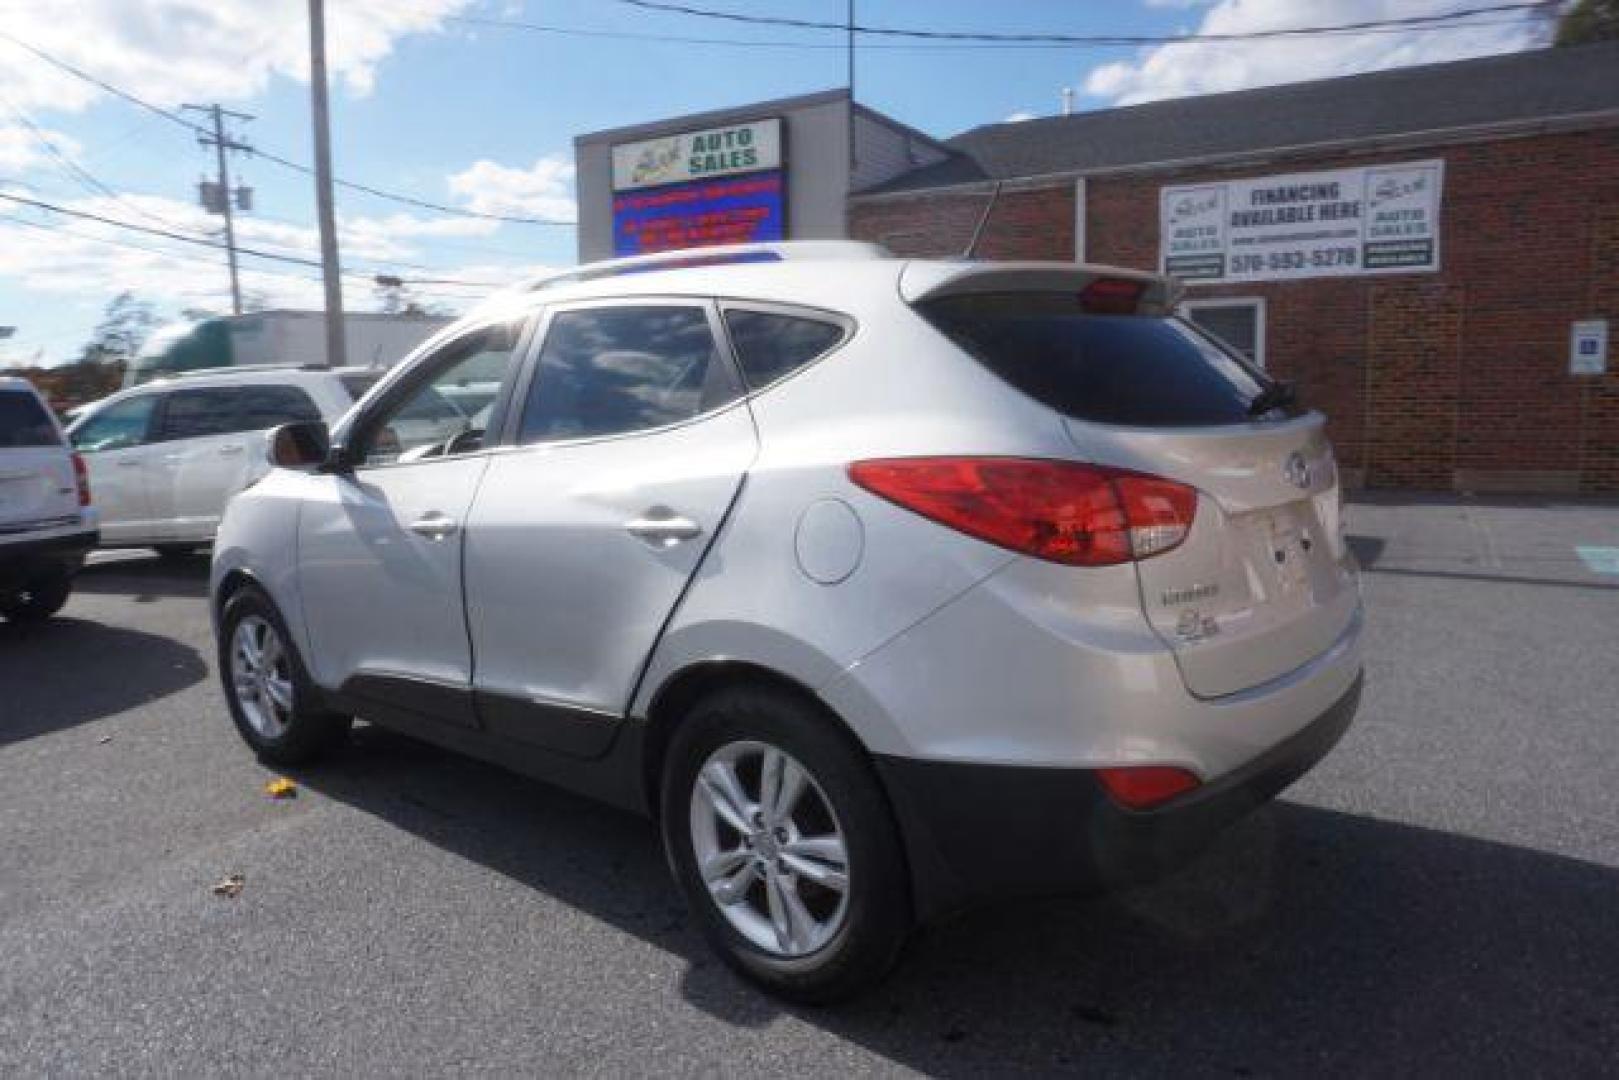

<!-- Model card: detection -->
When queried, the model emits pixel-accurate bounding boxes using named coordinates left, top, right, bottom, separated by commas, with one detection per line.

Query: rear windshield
left=0, top=389, right=61, bottom=447
left=919, top=292, right=1274, bottom=427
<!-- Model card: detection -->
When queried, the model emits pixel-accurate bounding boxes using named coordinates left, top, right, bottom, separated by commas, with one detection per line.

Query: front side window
left=70, top=394, right=157, bottom=452
left=518, top=305, right=736, bottom=445
left=723, top=308, right=848, bottom=391
left=356, top=324, right=523, bottom=466
left=0, top=390, right=60, bottom=448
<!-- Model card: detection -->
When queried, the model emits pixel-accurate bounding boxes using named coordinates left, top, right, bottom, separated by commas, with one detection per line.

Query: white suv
left=0, top=377, right=97, bottom=622
left=211, top=244, right=1363, bottom=1001
left=68, top=366, right=379, bottom=555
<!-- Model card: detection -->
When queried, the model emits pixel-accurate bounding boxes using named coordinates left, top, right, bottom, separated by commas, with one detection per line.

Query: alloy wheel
left=689, top=739, right=851, bottom=958
left=230, top=615, right=294, bottom=739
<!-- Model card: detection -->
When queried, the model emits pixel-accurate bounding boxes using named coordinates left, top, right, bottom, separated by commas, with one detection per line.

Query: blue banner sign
left=613, top=171, right=785, bottom=257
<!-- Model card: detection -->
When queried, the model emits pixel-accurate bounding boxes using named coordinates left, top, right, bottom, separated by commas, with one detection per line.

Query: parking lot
left=2, top=496, right=1616, bottom=1076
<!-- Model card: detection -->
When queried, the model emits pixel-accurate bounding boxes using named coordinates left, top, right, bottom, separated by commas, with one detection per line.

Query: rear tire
left=218, top=585, right=351, bottom=765
left=0, top=569, right=72, bottom=623
left=660, top=684, right=912, bottom=1003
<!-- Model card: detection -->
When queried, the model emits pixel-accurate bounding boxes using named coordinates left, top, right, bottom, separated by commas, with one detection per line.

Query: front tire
left=0, top=569, right=72, bottom=623
left=661, top=684, right=912, bottom=1003
left=218, top=585, right=351, bottom=765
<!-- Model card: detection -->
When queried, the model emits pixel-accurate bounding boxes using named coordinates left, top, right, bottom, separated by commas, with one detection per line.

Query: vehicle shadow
left=0, top=617, right=208, bottom=744
left=296, top=726, right=1617, bottom=1075
left=73, top=552, right=211, bottom=601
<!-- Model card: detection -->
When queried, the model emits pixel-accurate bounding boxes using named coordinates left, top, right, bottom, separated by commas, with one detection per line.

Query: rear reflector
left=847, top=457, right=1196, bottom=566
left=1096, top=765, right=1201, bottom=810
left=71, top=452, right=91, bottom=507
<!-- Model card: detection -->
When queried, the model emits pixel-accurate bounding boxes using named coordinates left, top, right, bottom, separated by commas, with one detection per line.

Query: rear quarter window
left=722, top=308, right=848, bottom=391
left=0, top=389, right=61, bottom=447
left=918, top=292, right=1275, bottom=427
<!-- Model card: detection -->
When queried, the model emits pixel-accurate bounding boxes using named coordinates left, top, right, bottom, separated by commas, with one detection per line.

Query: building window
left=1181, top=298, right=1266, bottom=369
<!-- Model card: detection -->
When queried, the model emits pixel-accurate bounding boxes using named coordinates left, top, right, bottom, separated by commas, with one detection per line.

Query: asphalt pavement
left=2, top=496, right=1616, bottom=1076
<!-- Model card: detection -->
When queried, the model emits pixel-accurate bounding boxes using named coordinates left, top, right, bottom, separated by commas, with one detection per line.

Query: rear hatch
left=908, top=265, right=1358, bottom=699
left=0, top=387, right=79, bottom=534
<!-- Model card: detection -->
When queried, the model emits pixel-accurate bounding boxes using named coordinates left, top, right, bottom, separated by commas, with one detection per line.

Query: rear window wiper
left=1248, top=380, right=1297, bottom=417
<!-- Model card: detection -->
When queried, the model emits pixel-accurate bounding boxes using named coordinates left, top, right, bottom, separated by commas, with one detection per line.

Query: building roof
left=858, top=42, right=1619, bottom=195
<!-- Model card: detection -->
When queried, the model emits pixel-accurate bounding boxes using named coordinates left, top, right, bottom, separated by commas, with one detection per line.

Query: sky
left=0, top=0, right=1550, bottom=366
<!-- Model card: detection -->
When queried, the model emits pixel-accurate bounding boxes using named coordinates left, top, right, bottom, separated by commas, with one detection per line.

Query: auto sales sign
left=611, top=118, right=785, bottom=256
left=1160, top=159, right=1443, bottom=284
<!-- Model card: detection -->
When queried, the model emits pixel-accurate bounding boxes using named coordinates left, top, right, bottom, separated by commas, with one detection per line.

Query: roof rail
left=164, top=362, right=326, bottom=381
left=514, top=241, right=891, bottom=294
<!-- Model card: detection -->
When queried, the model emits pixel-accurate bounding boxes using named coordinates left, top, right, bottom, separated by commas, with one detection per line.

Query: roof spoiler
left=899, top=262, right=1182, bottom=316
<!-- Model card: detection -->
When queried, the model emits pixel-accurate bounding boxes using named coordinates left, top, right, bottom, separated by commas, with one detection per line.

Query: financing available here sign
left=1160, top=159, right=1443, bottom=284
left=611, top=118, right=786, bottom=256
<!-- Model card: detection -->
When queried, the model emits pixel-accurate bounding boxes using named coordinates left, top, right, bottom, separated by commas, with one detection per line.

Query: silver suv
left=211, top=243, right=1363, bottom=1001
left=0, top=377, right=97, bottom=623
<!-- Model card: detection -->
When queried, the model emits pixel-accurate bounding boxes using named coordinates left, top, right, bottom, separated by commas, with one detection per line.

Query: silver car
left=211, top=242, right=1363, bottom=1001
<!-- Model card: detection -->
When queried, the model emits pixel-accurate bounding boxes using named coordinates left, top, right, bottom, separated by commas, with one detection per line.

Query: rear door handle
left=625, top=512, right=702, bottom=548
left=117, top=459, right=142, bottom=468
left=409, top=512, right=459, bottom=541
left=218, top=444, right=245, bottom=456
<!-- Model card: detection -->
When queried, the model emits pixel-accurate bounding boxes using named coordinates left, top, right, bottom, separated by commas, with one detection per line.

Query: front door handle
left=625, top=511, right=702, bottom=548
left=409, top=512, right=459, bottom=541
left=117, top=459, right=142, bottom=468
left=218, top=444, right=245, bottom=456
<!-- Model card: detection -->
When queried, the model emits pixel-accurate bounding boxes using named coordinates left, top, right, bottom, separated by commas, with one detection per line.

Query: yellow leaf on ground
left=264, top=777, right=297, bottom=799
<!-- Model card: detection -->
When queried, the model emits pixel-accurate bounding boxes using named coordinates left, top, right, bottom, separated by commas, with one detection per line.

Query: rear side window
left=156, top=385, right=321, bottom=441
left=919, top=292, right=1271, bottom=427
left=723, top=309, right=847, bottom=390
left=0, top=390, right=59, bottom=447
left=518, top=306, right=739, bottom=444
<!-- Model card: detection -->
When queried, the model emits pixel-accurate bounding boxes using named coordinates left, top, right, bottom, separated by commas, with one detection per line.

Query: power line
left=0, top=191, right=505, bottom=287
left=603, top=0, right=1555, bottom=43
left=0, top=29, right=573, bottom=227
left=0, top=94, right=210, bottom=236
left=432, top=5, right=1542, bottom=49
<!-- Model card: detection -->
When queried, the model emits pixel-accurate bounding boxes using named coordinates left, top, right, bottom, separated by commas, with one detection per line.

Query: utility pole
left=182, top=104, right=253, bottom=315
left=307, top=0, right=346, bottom=368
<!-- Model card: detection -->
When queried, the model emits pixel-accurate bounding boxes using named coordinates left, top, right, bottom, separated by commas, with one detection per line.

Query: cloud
left=0, top=123, right=84, bottom=172
left=0, top=0, right=472, bottom=111
left=1085, top=0, right=1542, bottom=105
left=1003, top=111, right=1037, bottom=123
left=447, top=154, right=577, bottom=222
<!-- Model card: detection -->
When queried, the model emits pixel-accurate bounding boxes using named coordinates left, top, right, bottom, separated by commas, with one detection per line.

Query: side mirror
left=267, top=420, right=331, bottom=470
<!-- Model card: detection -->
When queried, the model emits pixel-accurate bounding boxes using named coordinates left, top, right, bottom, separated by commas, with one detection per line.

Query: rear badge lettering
left=1161, top=582, right=1219, bottom=606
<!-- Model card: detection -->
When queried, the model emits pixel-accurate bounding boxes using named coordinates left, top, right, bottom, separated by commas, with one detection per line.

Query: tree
left=1556, top=0, right=1619, bottom=44
left=86, top=292, right=158, bottom=364
left=373, top=275, right=444, bottom=317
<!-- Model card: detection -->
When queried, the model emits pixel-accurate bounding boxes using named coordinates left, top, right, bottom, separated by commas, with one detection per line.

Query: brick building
left=575, top=44, right=1619, bottom=493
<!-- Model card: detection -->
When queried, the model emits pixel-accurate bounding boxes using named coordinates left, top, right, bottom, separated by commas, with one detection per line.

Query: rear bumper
left=0, top=529, right=98, bottom=590
left=875, top=670, right=1362, bottom=920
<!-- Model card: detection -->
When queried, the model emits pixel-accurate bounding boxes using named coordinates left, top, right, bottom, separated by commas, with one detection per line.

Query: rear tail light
left=1097, top=765, right=1201, bottom=810
left=71, top=452, right=91, bottom=507
left=847, top=457, right=1196, bottom=566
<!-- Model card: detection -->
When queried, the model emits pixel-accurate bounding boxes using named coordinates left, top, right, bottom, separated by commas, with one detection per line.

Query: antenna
left=963, top=180, right=1004, bottom=260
